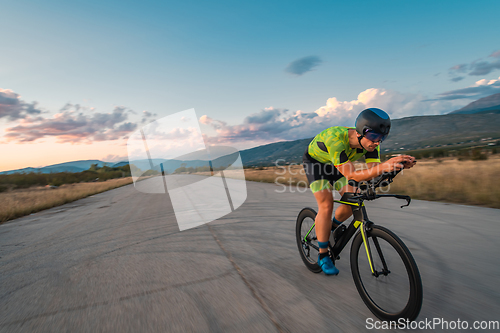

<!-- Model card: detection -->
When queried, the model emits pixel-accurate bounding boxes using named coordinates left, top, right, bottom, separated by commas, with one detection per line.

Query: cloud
left=141, top=110, right=157, bottom=124
left=140, top=125, right=200, bottom=141
left=468, top=59, right=500, bottom=76
left=102, top=154, right=129, bottom=163
left=200, top=88, right=462, bottom=148
left=0, top=89, right=43, bottom=121
left=199, top=115, right=212, bottom=124
left=244, top=107, right=282, bottom=124
left=489, top=50, right=500, bottom=58
left=285, top=56, right=322, bottom=75
left=3, top=104, right=138, bottom=143
left=449, top=50, right=500, bottom=77
left=427, top=76, right=500, bottom=101
left=450, top=76, right=465, bottom=82
left=449, top=64, right=468, bottom=73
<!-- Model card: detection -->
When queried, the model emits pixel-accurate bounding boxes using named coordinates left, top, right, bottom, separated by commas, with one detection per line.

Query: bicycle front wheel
left=350, top=225, right=422, bottom=321
left=295, top=208, right=322, bottom=273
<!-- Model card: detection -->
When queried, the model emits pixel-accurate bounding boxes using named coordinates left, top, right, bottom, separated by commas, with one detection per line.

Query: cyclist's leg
left=302, top=151, right=334, bottom=246
left=333, top=178, right=357, bottom=222
left=302, top=152, right=339, bottom=275
left=312, top=184, right=339, bottom=275
left=303, top=156, right=335, bottom=250
left=312, top=186, right=334, bottom=253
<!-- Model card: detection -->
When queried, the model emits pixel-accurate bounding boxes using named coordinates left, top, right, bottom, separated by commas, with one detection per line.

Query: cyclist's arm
left=365, top=162, right=379, bottom=169
left=336, top=155, right=413, bottom=182
left=336, top=161, right=384, bottom=182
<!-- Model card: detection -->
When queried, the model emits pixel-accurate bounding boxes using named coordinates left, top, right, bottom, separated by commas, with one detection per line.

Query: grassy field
left=386, top=158, right=500, bottom=208
left=0, top=178, right=133, bottom=223
left=204, top=157, right=500, bottom=209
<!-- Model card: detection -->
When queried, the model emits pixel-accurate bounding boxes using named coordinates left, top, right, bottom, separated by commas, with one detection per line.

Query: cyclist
left=302, top=108, right=416, bottom=275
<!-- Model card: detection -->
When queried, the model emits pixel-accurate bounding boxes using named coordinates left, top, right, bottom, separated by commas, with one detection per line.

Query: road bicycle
left=295, top=169, right=423, bottom=321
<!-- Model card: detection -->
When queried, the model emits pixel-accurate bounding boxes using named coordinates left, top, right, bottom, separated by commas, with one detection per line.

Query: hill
left=239, top=138, right=312, bottom=166
left=449, top=92, right=500, bottom=114
left=0, top=160, right=111, bottom=175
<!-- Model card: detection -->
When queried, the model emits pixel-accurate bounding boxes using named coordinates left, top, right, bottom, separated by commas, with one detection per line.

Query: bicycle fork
left=356, top=220, right=390, bottom=277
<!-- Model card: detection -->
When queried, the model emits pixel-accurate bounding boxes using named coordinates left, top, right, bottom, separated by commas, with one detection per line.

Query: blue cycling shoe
left=318, top=254, right=339, bottom=275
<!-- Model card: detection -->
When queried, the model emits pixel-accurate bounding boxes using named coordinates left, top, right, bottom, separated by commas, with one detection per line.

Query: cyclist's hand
left=403, top=155, right=417, bottom=169
left=380, top=161, right=403, bottom=173
left=382, top=155, right=414, bottom=172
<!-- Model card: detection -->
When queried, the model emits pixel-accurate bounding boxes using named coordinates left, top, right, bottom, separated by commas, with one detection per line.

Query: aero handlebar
left=348, top=162, right=411, bottom=207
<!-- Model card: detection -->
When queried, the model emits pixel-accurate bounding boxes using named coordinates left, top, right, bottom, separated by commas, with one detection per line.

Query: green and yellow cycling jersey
left=308, top=126, right=381, bottom=166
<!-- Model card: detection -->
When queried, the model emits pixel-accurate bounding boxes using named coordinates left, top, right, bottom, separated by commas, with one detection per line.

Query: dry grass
left=386, top=158, right=500, bottom=208
left=0, top=178, right=133, bottom=223
left=199, top=158, right=500, bottom=209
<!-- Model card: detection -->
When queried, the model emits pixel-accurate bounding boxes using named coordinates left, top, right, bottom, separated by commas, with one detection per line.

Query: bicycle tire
left=295, top=208, right=322, bottom=273
left=350, top=225, right=423, bottom=321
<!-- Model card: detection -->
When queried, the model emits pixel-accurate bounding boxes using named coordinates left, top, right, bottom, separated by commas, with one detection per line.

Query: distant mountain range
left=2, top=92, right=500, bottom=174
left=448, top=92, right=500, bottom=114
left=0, top=160, right=113, bottom=175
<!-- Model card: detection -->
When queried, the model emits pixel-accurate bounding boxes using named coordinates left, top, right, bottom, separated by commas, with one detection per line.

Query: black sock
left=319, top=252, right=329, bottom=260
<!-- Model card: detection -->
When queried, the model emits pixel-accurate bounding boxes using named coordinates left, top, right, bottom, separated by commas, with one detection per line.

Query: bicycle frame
left=331, top=192, right=369, bottom=259
left=302, top=186, right=411, bottom=275
left=304, top=192, right=373, bottom=253
left=302, top=192, right=379, bottom=275
left=333, top=192, right=411, bottom=275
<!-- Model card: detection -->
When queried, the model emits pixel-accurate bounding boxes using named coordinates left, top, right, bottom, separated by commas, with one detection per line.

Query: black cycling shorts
left=302, top=149, right=347, bottom=192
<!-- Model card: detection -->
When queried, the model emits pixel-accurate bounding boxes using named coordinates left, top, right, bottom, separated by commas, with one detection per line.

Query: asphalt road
left=1, top=175, right=499, bottom=332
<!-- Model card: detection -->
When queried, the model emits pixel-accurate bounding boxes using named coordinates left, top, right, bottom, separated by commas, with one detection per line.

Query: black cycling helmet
left=355, top=108, right=391, bottom=143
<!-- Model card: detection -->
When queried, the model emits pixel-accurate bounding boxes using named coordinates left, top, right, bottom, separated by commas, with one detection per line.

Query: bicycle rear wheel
left=295, top=208, right=322, bottom=273
left=350, top=225, right=422, bottom=321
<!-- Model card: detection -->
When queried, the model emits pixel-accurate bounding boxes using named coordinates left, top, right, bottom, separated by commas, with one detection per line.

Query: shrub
left=471, top=148, right=488, bottom=161
left=0, top=165, right=131, bottom=188
left=434, top=149, right=446, bottom=158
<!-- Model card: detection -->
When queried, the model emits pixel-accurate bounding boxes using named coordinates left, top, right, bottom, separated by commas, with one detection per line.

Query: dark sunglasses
left=363, top=130, right=388, bottom=143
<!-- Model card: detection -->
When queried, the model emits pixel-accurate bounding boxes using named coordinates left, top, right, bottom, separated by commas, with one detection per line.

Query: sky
left=1, top=0, right=500, bottom=172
